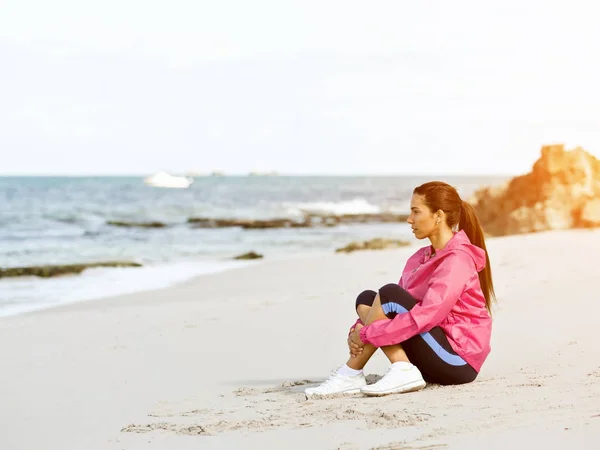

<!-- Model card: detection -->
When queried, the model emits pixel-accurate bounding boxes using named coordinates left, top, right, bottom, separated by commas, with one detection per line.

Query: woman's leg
left=306, top=285, right=417, bottom=397
left=355, top=289, right=375, bottom=323
left=347, top=290, right=379, bottom=370
left=356, top=284, right=427, bottom=396
left=304, top=290, right=379, bottom=396
left=366, top=295, right=411, bottom=363
left=347, top=294, right=410, bottom=369
left=370, top=283, right=477, bottom=386
left=348, top=289, right=411, bottom=370
left=400, top=328, right=477, bottom=385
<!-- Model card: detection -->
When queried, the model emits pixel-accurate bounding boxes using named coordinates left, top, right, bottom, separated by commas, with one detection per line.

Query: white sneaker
left=360, top=363, right=426, bottom=396
left=304, top=371, right=367, bottom=397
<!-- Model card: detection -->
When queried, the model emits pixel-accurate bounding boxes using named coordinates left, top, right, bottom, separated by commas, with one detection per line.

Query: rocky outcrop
left=242, top=219, right=309, bottom=229
left=101, top=213, right=410, bottom=231
left=107, top=221, right=167, bottom=228
left=188, top=213, right=409, bottom=230
left=188, top=217, right=310, bottom=229
left=469, top=144, right=600, bottom=236
left=188, top=218, right=251, bottom=228
left=335, top=238, right=411, bottom=253
left=0, top=261, right=142, bottom=279
left=318, top=213, right=410, bottom=225
left=233, top=251, right=264, bottom=260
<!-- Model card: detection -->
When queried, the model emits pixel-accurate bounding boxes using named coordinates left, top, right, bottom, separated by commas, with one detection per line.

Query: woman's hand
left=348, top=323, right=365, bottom=358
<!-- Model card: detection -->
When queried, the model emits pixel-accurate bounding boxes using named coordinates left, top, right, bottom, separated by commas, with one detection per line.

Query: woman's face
left=407, top=194, right=437, bottom=239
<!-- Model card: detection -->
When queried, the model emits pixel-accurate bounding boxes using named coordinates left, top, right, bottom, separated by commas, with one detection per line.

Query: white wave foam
left=0, top=259, right=256, bottom=317
left=386, top=205, right=411, bottom=215
left=286, top=198, right=382, bottom=216
left=1, top=227, right=86, bottom=239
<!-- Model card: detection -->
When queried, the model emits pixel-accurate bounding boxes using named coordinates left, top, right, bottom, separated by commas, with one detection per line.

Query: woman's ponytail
left=460, top=200, right=496, bottom=314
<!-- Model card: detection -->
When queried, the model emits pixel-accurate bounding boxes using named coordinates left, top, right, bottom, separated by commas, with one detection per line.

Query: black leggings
left=356, top=283, right=477, bottom=385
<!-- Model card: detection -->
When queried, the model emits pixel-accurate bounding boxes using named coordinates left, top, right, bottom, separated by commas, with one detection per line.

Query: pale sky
left=1, top=0, right=599, bottom=175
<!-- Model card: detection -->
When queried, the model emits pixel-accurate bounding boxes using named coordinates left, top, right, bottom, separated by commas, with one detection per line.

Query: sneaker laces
left=318, top=368, right=348, bottom=387
left=323, top=369, right=342, bottom=383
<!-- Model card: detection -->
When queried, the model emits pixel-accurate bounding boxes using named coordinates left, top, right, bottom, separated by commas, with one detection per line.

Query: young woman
left=305, top=181, right=496, bottom=397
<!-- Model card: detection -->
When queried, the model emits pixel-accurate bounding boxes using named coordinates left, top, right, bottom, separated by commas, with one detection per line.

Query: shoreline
left=0, top=246, right=381, bottom=319
left=2, top=226, right=595, bottom=320
left=1, top=222, right=421, bottom=318
left=0, top=257, right=262, bottom=318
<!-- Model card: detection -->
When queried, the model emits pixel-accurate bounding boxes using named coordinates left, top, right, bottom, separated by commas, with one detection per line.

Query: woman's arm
left=359, top=251, right=476, bottom=347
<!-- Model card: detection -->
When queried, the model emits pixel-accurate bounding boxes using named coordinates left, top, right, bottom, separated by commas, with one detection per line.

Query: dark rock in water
left=233, top=251, right=264, bottom=260
left=188, top=217, right=309, bottom=229
left=187, top=213, right=409, bottom=229
left=242, top=219, right=310, bottom=229
left=335, top=238, right=411, bottom=253
left=188, top=218, right=251, bottom=228
left=469, top=144, right=600, bottom=236
left=0, top=261, right=143, bottom=279
left=311, top=213, right=409, bottom=224
left=107, top=220, right=167, bottom=228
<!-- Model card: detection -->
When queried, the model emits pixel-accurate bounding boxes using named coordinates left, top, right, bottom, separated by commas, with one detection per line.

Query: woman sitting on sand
left=305, top=181, right=496, bottom=397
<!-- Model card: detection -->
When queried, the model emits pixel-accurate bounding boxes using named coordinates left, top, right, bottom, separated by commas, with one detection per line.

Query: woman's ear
left=436, top=210, right=444, bottom=224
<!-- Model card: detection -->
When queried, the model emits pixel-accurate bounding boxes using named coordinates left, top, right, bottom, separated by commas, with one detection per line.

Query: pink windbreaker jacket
left=359, top=230, right=492, bottom=372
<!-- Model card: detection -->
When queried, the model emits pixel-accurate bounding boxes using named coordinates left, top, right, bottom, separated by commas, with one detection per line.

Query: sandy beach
left=1, top=229, right=599, bottom=450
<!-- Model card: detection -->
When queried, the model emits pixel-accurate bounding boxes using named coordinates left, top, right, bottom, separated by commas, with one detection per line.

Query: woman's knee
left=355, top=289, right=377, bottom=311
left=378, top=283, right=416, bottom=311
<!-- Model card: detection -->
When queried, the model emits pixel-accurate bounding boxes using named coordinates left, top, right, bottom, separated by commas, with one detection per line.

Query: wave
left=285, top=198, right=383, bottom=216
left=0, top=227, right=87, bottom=240
left=0, top=259, right=257, bottom=317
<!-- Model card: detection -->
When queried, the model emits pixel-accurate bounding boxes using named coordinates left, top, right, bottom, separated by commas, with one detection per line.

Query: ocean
left=0, top=175, right=507, bottom=316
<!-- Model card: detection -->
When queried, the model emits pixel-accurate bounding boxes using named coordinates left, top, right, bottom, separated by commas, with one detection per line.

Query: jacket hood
left=423, top=229, right=487, bottom=272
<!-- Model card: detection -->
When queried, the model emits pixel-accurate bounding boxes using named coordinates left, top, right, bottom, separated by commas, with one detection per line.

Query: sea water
left=0, top=175, right=507, bottom=316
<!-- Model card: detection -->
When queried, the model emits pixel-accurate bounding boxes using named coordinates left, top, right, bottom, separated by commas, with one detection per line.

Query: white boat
left=144, top=172, right=194, bottom=189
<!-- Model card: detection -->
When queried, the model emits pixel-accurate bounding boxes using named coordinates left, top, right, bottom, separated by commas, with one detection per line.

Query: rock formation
left=0, top=261, right=142, bottom=279
left=469, top=144, right=600, bottom=236
left=233, top=251, right=264, bottom=260
left=107, top=221, right=167, bottom=228
left=335, top=238, right=411, bottom=253
left=188, top=213, right=409, bottom=230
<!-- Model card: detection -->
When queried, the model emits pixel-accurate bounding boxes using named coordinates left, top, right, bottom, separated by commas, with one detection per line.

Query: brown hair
left=413, top=181, right=496, bottom=313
